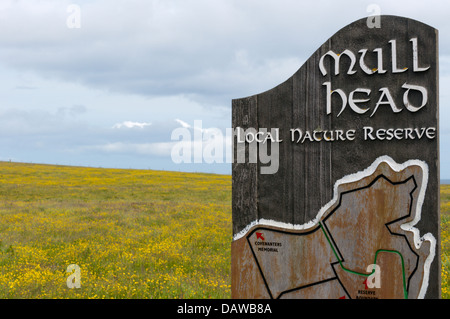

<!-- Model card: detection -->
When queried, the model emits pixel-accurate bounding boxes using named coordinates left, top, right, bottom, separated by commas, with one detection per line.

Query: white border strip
left=233, top=155, right=435, bottom=299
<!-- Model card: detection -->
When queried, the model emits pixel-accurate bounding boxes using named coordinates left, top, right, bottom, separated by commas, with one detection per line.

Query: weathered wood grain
left=232, top=15, right=440, bottom=299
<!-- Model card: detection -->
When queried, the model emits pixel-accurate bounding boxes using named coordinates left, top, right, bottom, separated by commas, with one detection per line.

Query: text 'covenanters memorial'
left=231, top=16, right=440, bottom=299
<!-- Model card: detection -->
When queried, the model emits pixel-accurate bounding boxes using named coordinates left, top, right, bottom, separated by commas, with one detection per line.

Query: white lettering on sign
left=319, top=37, right=430, bottom=117
left=290, top=128, right=356, bottom=144
left=323, top=82, right=428, bottom=117
left=290, top=126, right=436, bottom=143
left=411, top=38, right=430, bottom=72
left=319, top=50, right=357, bottom=76
left=236, top=128, right=283, bottom=144
left=358, top=48, right=386, bottom=74
left=363, top=126, right=436, bottom=141
left=402, top=83, right=428, bottom=112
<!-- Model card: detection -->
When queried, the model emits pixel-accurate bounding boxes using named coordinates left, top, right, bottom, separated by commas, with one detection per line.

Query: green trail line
left=319, top=222, right=408, bottom=299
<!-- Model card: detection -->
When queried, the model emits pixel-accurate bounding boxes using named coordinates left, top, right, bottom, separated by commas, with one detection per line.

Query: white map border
left=232, top=155, right=436, bottom=299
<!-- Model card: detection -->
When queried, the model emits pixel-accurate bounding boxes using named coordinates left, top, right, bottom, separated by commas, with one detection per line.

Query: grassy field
left=0, top=161, right=231, bottom=298
left=0, top=161, right=448, bottom=298
left=440, top=185, right=450, bottom=298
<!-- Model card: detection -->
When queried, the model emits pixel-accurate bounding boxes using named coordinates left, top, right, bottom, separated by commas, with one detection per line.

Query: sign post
left=231, top=15, right=440, bottom=299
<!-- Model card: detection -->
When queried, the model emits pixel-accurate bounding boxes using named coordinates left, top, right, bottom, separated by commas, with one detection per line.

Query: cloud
left=57, top=104, right=87, bottom=117
left=174, top=119, right=191, bottom=129
left=14, top=85, right=38, bottom=90
left=1, top=0, right=447, bottom=107
left=87, top=118, right=232, bottom=163
left=0, top=0, right=447, bottom=176
left=113, top=121, right=152, bottom=129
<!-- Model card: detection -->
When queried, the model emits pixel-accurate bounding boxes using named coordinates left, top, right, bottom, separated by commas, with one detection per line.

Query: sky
left=0, top=0, right=449, bottom=177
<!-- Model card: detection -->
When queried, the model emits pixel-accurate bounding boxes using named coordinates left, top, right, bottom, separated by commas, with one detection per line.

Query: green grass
left=0, top=161, right=231, bottom=298
left=440, top=185, right=450, bottom=298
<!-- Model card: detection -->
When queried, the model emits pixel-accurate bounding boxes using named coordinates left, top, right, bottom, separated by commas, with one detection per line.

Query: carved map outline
left=232, top=156, right=436, bottom=299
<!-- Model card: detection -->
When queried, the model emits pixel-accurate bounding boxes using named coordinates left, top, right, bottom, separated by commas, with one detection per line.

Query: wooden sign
left=231, top=15, right=440, bottom=299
